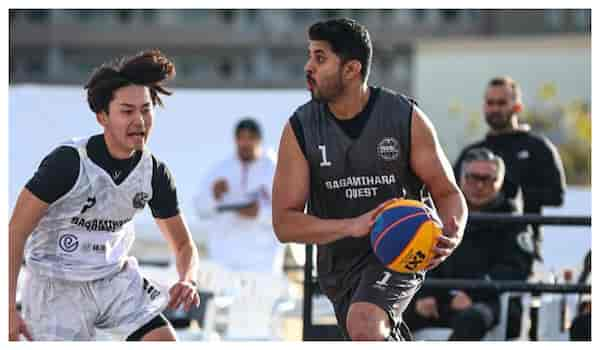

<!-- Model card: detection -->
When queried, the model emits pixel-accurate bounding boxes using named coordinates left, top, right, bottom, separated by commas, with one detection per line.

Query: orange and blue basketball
left=370, top=199, right=443, bottom=273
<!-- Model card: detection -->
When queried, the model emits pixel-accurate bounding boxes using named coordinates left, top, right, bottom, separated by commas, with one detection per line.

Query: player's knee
left=346, top=303, right=390, bottom=341
left=139, top=325, right=177, bottom=341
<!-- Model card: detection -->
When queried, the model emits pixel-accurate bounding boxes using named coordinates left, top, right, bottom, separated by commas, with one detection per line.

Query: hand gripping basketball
left=370, top=199, right=443, bottom=273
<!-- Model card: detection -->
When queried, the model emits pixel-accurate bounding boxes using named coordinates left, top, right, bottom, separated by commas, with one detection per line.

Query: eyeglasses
left=464, top=172, right=497, bottom=185
left=485, top=98, right=509, bottom=107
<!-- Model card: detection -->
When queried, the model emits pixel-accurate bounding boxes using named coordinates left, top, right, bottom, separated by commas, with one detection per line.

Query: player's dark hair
left=308, top=17, right=372, bottom=82
left=84, top=49, right=176, bottom=115
left=235, top=117, right=262, bottom=139
left=488, top=76, right=522, bottom=103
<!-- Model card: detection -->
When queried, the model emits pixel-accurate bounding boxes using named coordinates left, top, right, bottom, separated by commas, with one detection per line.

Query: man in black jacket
left=453, top=76, right=566, bottom=263
left=405, top=148, right=534, bottom=340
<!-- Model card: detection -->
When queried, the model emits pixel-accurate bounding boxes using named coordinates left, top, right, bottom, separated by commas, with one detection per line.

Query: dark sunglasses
left=485, top=98, right=509, bottom=107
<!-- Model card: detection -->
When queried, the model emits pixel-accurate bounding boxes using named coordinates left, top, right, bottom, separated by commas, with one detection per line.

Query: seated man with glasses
left=404, top=147, right=534, bottom=340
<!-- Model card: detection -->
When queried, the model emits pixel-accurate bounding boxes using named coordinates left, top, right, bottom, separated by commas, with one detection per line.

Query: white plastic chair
left=198, top=262, right=292, bottom=340
left=537, top=293, right=570, bottom=341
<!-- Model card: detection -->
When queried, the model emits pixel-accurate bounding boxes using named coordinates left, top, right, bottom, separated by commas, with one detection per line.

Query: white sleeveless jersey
left=25, top=137, right=153, bottom=281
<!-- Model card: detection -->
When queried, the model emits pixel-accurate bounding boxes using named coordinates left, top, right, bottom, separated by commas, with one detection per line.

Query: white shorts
left=21, top=257, right=169, bottom=340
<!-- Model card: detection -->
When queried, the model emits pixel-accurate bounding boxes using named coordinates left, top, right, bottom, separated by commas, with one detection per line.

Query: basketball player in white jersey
left=9, top=50, right=200, bottom=341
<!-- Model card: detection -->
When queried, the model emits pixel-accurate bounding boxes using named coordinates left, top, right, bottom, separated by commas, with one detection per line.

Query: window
left=9, top=9, right=17, bottom=23
left=26, top=9, right=49, bottom=23
left=116, top=10, right=133, bottom=24
left=291, top=10, right=315, bottom=23
left=180, top=10, right=212, bottom=24
left=243, top=57, right=254, bottom=79
left=350, top=9, right=366, bottom=21
left=220, top=10, right=236, bottom=24
left=25, top=56, right=47, bottom=78
left=440, top=9, right=460, bottom=22
left=573, top=9, right=591, bottom=32
left=544, top=9, right=563, bottom=31
left=142, top=10, right=156, bottom=23
left=75, top=9, right=110, bottom=24
left=322, top=9, right=340, bottom=18
left=413, top=9, right=427, bottom=22
left=218, top=58, right=233, bottom=79
left=9, top=53, right=16, bottom=78
left=246, top=9, right=258, bottom=23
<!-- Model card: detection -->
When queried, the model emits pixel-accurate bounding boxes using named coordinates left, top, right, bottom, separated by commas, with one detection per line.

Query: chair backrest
left=537, top=293, right=570, bottom=341
left=198, top=263, right=291, bottom=340
left=222, top=272, right=289, bottom=339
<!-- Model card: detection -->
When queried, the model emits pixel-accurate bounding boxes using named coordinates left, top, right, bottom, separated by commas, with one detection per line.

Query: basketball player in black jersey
left=9, top=50, right=200, bottom=341
left=272, top=18, right=468, bottom=341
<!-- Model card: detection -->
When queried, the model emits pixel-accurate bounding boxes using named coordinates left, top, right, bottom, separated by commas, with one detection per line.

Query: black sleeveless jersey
left=290, top=86, right=426, bottom=299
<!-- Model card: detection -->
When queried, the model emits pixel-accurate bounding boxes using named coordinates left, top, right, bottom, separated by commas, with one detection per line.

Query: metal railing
left=302, top=214, right=592, bottom=341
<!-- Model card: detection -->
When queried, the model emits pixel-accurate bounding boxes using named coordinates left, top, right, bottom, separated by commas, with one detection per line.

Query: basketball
left=370, top=199, right=443, bottom=273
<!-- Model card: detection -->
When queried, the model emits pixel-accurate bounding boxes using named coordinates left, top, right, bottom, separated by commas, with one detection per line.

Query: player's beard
left=310, top=69, right=345, bottom=104
left=485, top=111, right=513, bottom=131
left=238, top=146, right=255, bottom=162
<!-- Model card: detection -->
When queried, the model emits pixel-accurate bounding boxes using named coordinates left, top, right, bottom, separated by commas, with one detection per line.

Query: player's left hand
left=168, top=280, right=200, bottom=312
left=426, top=216, right=461, bottom=270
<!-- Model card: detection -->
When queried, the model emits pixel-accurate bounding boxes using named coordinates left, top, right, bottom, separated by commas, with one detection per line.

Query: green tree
left=521, top=83, right=591, bottom=186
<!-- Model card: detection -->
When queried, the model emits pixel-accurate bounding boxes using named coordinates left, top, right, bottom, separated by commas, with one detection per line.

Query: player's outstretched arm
left=272, top=122, right=380, bottom=244
left=9, top=189, right=48, bottom=340
left=409, top=107, right=468, bottom=270
left=155, top=214, right=200, bottom=311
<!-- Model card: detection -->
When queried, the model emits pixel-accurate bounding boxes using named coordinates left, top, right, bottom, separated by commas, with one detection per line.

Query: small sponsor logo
left=377, top=137, right=400, bottom=161
left=143, top=278, right=161, bottom=301
left=517, top=150, right=530, bottom=159
left=81, top=242, right=107, bottom=254
left=132, top=192, right=150, bottom=209
left=59, top=234, right=79, bottom=253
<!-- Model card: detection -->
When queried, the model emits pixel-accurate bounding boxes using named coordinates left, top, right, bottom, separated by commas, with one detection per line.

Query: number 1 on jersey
left=318, top=145, right=332, bottom=167
left=375, top=271, right=392, bottom=286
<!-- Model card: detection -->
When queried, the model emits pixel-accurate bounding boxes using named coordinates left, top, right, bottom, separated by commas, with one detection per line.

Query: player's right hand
left=347, top=198, right=398, bottom=238
left=369, top=198, right=400, bottom=225
left=415, top=297, right=439, bottom=319
left=9, top=309, right=32, bottom=341
left=212, top=178, right=229, bottom=200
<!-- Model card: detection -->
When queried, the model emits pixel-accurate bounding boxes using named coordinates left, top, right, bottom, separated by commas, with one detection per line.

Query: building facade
left=9, top=9, right=591, bottom=92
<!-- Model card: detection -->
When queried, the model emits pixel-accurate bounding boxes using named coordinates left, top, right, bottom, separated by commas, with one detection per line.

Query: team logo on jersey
left=377, top=137, right=400, bottom=161
left=132, top=192, right=150, bottom=209
left=517, top=150, right=530, bottom=159
left=80, top=197, right=96, bottom=214
left=58, top=234, right=79, bottom=253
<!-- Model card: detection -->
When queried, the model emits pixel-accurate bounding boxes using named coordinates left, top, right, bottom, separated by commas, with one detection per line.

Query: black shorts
left=329, top=263, right=424, bottom=340
left=126, top=313, right=170, bottom=341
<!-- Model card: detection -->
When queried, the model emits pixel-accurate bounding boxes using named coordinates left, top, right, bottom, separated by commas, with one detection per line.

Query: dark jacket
left=454, top=130, right=566, bottom=215
left=417, top=193, right=534, bottom=309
